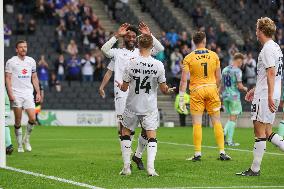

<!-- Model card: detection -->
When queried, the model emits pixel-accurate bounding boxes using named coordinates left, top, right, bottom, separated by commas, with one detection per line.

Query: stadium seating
left=142, top=0, right=186, bottom=31
left=44, top=81, right=114, bottom=110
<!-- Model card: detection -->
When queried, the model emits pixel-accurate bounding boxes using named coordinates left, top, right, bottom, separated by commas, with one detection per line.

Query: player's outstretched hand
left=245, top=88, right=255, bottom=102
left=115, top=80, right=122, bottom=89
left=36, top=93, right=41, bottom=103
left=139, top=22, right=151, bottom=35
left=116, top=23, right=130, bottom=38
left=99, top=87, right=106, bottom=99
left=268, top=97, right=277, bottom=113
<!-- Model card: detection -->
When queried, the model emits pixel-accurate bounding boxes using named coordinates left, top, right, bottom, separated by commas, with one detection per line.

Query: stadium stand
left=5, top=0, right=274, bottom=115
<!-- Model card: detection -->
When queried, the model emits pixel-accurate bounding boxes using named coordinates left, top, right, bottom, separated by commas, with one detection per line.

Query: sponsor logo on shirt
left=18, top=69, right=30, bottom=78
left=22, top=69, right=27, bottom=75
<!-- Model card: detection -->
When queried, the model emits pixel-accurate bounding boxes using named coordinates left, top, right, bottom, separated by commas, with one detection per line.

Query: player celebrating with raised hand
left=100, top=22, right=164, bottom=170
left=179, top=31, right=231, bottom=161
left=118, top=34, right=174, bottom=176
left=5, top=40, right=41, bottom=152
left=221, top=53, right=248, bottom=146
left=237, top=17, right=284, bottom=176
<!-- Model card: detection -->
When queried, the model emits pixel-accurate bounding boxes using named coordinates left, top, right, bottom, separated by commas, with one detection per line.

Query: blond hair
left=138, top=34, right=153, bottom=49
left=257, top=17, right=276, bottom=38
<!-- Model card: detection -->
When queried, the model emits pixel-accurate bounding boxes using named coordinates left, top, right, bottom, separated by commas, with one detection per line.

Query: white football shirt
left=107, top=48, right=140, bottom=98
left=5, top=56, right=37, bottom=97
left=254, top=40, right=283, bottom=100
left=123, top=55, right=166, bottom=115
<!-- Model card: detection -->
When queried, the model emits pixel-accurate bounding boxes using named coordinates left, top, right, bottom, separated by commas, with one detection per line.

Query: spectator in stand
left=90, top=13, right=101, bottom=30
left=180, top=44, right=191, bottom=58
left=192, top=4, right=204, bottom=28
left=178, top=31, right=191, bottom=48
left=49, top=72, right=61, bottom=92
left=45, top=1, right=56, bottom=25
left=81, top=53, right=96, bottom=82
left=38, top=55, right=49, bottom=89
left=228, top=43, right=239, bottom=64
left=170, top=48, right=183, bottom=88
left=35, top=0, right=46, bottom=18
left=67, top=39, right=78, bottom=56
left=56, top=19, right=66, bottom=41
left=15, top=13, right=25, bottom=35
left=93, top=55, right=105, bottom=81
left=4, top=23, right=12, bottom=47
left=96, top=28, right=107, bottom=48
left=216, top=47, right=225, bottom=69
left=54, top=54, right=66, bottom=81
left=217, top=23, right=229, bottom=50
left=81, top=18, right=93, bottom=50
left=206, top=26, right=216, bottom=44
left=65, top=6, right=77, bottom=39
left=242, top=52, right=256, bottom=88
left=166, top=28, right=179, bottom=48
left=67, top=55, right=81, bottom=81
left=276, top=30, right=284, bottom=50
left=27, top=18, right=36, bottom=34
left=56, top=41, right=67, bottom=54
left=89, top=29, right=98, bottom=49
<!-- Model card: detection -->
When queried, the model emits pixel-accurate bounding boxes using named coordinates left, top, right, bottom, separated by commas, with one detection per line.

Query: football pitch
left=0, top=126, right=284, bottom=189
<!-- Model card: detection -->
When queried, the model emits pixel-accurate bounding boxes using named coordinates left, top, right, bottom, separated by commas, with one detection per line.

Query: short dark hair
left=193, top=31, right=206, bottom=45
left=127, top=25, right=139, bottom=35
left=233, top=52, right=245, bottom=60
left=16, top=40, right=27, bottom=48
left=138, top=34, right=153, bottom=49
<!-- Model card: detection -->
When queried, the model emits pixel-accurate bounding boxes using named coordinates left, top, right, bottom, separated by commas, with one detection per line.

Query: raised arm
left=138, top=22, right=164, bottom=55
left=101, top=23, right=130, bottom=58
left=101, top=36, right=117, bottom=58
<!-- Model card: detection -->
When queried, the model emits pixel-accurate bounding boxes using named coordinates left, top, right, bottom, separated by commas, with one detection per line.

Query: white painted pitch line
left=159, top=141, right=284, bottom=156
left=3, top=166, right=104, bottom=189
left=133, top=186, right=284, bottom=189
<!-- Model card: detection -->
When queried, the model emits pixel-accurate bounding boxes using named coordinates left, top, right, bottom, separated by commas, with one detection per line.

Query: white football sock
left=147, top=138, right=157, bottom=171
left=14, top=126, right=23, bottom=147
left=269, top=132, right=284, bottom=151
left=24, top=121, right=35, bottom=141
left=251, top=138, right=266, bottom=172
left=135, top=134, right=148, bottom=158
left=120, top=136, right=132, bottom=166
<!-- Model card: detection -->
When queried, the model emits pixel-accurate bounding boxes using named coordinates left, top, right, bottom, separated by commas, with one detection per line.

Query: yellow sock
left=193, top=124, right=202, bottom=153
left=213, top=122, right=225, bottom=152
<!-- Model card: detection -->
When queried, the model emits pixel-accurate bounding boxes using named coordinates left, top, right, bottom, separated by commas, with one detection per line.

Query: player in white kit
left=236, top=17, right=284, bottom=176
left=5, top=40, right=41, bottom=152
left=99, top=23, right=164, bottom=170
left=118, top=34, right=174, bottom=176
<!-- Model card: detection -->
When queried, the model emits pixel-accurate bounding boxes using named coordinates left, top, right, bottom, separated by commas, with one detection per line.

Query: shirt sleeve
left=263, top=47, right=275, bottom=68
left=182, top=55, right=190, bottom=73
left=31, top=58, right=37, bottom=73
left=158, top=62, right=166, bottom=83
left=107, top=59, right=115, bottom=71
left=5, top=59, right=12, bottom=73
left=151, top=34, right=165, bottom=56
left=101, top=36, right=118, bottom=58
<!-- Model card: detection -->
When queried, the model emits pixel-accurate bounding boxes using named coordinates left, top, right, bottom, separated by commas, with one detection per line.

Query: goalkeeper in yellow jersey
left=179, top=31, right=231, bottom=161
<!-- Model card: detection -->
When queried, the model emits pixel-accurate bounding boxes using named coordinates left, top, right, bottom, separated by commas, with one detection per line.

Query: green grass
left=1, top=126, right=284, bottom=189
